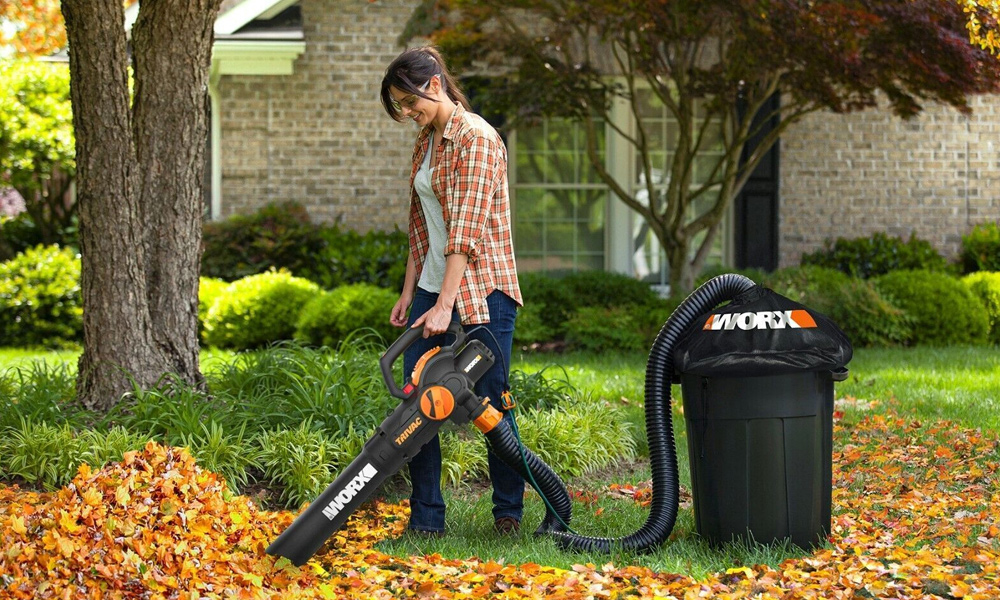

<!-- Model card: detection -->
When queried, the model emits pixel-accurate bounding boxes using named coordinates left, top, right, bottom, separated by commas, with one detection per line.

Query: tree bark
left=62, top=0, right=222, bottom=410
left=63, top=0, right=163, bottom=411
left=132, top=0, right=221, bottom=389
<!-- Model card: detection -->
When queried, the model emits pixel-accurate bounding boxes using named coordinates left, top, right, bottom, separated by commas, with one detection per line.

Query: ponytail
left=380, top=46, right=471, bottom=121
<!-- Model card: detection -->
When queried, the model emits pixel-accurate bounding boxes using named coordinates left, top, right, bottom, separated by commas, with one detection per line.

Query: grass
left=2, top=343, right=998, bottom=576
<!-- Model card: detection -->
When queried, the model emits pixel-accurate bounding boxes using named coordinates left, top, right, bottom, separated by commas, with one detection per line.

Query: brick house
left=202, top=0, right=1000, bottom=286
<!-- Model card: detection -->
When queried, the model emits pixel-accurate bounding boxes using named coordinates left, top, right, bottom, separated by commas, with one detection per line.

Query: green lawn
left=2, top=344, right=998, bottom=577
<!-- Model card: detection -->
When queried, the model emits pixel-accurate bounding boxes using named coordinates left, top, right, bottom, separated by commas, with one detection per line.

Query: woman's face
left=389, top=76, right=437, bottom=126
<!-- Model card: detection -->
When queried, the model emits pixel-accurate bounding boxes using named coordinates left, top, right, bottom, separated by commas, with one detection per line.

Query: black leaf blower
left=266, top=321, right=572, bottom=566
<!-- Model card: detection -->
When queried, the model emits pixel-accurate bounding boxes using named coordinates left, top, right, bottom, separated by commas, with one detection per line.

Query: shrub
left=440, top=431, right=488, bottom=488
left=179, top=422, right=258, bottom=493
left=514, top=402, right=636, bottom=478
left=801, top=232, right=948, bottom=279
left=873, top=270, right=989, bottom=346
left=560, top=270, right=660, bottom=309
left=201, top=202, right=326, bottom=282
left=763, top=266, right=912, bottom=348
left=515, top=272, right=576, bottom=345
left=203, top=270, right=321, bottom=350
left=961, top=223, right=1000, bottom=273
left=256, top=423, right=334, bottom=508
left=295, top=284, right=398, bottom=348
left=564, top=305, right=645, bottom=352
left=0, top=360, right=83, bottom=432
left=0, top=213, right=43, bottom=261
left=198, top=277, right=229, bottom=341
left=303, top=226, right=408, bottom=290
left=0, top=419, right=85, bottom=489
left=962, top=272, right=1000, bottom=345
left=509, top=367, right=578, bottom=411
left=0, top=244, right=82, bottom=347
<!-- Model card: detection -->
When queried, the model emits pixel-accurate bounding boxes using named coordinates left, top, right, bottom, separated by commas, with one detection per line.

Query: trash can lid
left=673, top=285, right=852, bottom=377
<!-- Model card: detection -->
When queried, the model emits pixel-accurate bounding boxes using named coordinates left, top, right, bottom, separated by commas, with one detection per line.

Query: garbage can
left=673, top=285, right=852, bottom=549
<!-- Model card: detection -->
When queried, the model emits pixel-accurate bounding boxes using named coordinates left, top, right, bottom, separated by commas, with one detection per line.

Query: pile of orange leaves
left=1, top=409, right=999, bottom=599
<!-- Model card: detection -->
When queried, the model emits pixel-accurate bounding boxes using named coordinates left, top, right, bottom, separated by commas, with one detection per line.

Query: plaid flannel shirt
left=407, top=104, right=522, bottom=324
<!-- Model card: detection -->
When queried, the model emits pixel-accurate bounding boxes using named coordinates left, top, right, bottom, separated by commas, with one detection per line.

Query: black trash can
left=673, top=285, right=852, bottom=549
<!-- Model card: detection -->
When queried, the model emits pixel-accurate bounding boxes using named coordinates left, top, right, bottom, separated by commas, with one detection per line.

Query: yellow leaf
left=10, top=515, right=27, bottom=535
left=82, top=487, right=102, bottom=506
left=58, top=511, right=82, bottom=534
left=116, top=486, right=131, bottom=506
left=725, top=567, right=755, bottom=579
left=57, top=536, right=75, bottom=558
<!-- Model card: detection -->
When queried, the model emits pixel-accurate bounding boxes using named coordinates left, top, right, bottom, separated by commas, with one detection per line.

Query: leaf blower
left=266, top=321, right=572, bottom=566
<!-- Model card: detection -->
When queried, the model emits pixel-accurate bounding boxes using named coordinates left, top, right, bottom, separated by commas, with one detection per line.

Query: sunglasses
left=391, top=79, right=432, bottom=112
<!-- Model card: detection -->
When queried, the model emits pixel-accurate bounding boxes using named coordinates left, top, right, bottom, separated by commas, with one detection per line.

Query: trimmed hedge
left=872, top=270, right=989, bottom=346
left=962, top=272, right=1000, bottom=345
left=961, top=223, right=1000, bottom=274
left=203, top=270, right=321, bottom=350
left=295, top=284, right=399, bottom=347
left=801, top=232, right=949, bottom=279
left=0, top=244, right=82, bottom=348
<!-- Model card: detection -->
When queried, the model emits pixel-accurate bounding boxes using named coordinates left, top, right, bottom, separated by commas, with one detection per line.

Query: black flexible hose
left=484, top=419, right=572, bottom=534
left=550, top=274, right=757, bottom=552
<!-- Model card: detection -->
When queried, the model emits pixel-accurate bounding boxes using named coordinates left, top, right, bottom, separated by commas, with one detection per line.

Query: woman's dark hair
left=380, top=46, right=471, bottom=121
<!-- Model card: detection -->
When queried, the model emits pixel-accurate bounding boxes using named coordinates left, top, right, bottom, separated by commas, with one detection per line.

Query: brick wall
left=217, top=0, right=420, bottom=232
left=779, top=94, right=1000, bottom=267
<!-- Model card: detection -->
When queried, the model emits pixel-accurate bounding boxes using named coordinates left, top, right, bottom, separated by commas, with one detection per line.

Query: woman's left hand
left=411, top=303, right=453, bottom=337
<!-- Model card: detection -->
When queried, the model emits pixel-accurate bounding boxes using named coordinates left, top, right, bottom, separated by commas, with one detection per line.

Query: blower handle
left=380, top=321, right=465, bottom=399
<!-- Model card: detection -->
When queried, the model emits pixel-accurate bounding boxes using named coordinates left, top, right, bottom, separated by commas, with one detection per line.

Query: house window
left=510, top=89, right=729, bottom=286
left=630, top=89, right=727, bottom=287
left=511, top=118, right=608, bottom=273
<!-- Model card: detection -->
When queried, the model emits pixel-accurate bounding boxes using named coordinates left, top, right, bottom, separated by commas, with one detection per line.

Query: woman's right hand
left=390, top=293, right=412, bottom=328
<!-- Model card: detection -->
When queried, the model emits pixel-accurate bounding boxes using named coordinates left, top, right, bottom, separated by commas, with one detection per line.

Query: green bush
left=872, top=270, right=989, bottom=346
left=515, top=272, right=576, bottom=345
left=179, top=422, right=258, bottom=493
left=0, top=244, right=82, bottom=347
left=514, top=402, right=636, bottom=478
left=509, top=367, right=578, bottom=411
left=560, top=270, right=660, bottom=308
left=440, top=431, right=488, bottom=489
left=203, top=270, right=321, bottom=350
left=801, top=232, right=949, bottom=279
left=198, top=277, right=229, bottom=341
left=295, top=284, right=398, bottom=347
left=256, top=423, right=334, bottom=508
left=564, top=305, right=645, bottom=352
left=200, top=201, right=408, bottom=289
left=201, top=202, right=326, bottom=282
left=961, top=223, right=1000, bottom=273
left=763, top=266, right=912, bottom=348
left=0, top=213, right=43, bottom=261
left=0, top=360, right=84, bottom=432
left=303, top=226, right=408, bottom=290
left=962, top=272, right=1000, bottom=345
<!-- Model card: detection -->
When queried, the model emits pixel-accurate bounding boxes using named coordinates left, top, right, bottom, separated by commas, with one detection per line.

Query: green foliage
left=0, top=360, right=84, bottom=432
left=961, top=223, right=1000, bottom=273
left=514, top=272, right=575, bottom=345
left=0, top=419, right=83, bottom=489
left=514, top=401, right=636, bottom=478
left=296, top=284, right=399, bottom=348
left=304, top=226, right=408, bottom=290
left=104, top=375, right=228, bottom=442
left=800, top=232, right=949, bottom=279
left=179, top=422, right=258, bottom=493
left=440, top=431, right=488, bottom=489
left=0, top=244, right=82, bottom=347
left=565, top=306, right=645, bottom=353
left=0, top=61, right=76, bottom=245
left=873, top=270, right=989, bottom=346
left=962, top=272, right=1000, bottom=345
left=0, top=213, right=43, bottom=261
left=198, top=277, right=230, bottom=343
left=256, top=423, right=334, bottom=508
left=763, top=266, right=913, bottom=348
left=509, top=366, right=578, bottom=411
left=200, top=202, right=326, bottom=282
left=560, top=270, right=660, bottom=309
left=205, top=340, right=395, bottom=438
left=203, top=270, right=321, bottom=350
left=200, top=201, right=408, bottom=289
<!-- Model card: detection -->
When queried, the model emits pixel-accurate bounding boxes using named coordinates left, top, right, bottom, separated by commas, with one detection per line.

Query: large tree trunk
left=132, top=1, right=220, bottom=388
left=62, top=0, right=222, bottom=410
left=63, top=0, right=164, bottom=410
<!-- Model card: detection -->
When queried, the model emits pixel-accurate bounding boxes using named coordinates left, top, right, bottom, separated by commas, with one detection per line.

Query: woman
left=381, top=46, right=524, bottom=536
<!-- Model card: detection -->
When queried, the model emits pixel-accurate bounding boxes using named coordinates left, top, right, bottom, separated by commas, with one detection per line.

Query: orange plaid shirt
left=407, top=104, right=522, bottom=324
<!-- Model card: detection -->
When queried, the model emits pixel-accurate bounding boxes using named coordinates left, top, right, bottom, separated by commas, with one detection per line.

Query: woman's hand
left=390, top=293, right=412, bottom=328
left=411, top=303, right=453, bottom=337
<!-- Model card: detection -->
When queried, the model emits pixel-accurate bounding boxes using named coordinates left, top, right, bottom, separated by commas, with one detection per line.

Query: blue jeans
left=404, top=287, right=523, bottom=532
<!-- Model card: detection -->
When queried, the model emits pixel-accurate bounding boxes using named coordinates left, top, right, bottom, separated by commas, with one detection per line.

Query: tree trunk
left=63, top=0, right=165, bottom=411
left=132, top=1, right=221, bottom=389
left=63, top=0, right=223, bottom=410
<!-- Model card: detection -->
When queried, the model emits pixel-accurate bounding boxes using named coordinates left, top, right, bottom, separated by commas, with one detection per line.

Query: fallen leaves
left=0, top=410, right=998, bottom=598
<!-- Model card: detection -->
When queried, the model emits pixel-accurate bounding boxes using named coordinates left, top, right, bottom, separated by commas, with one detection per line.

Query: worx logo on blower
left=321, top=463, right=378, bottom=521
left=703, top=309, right=817, bottom=331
